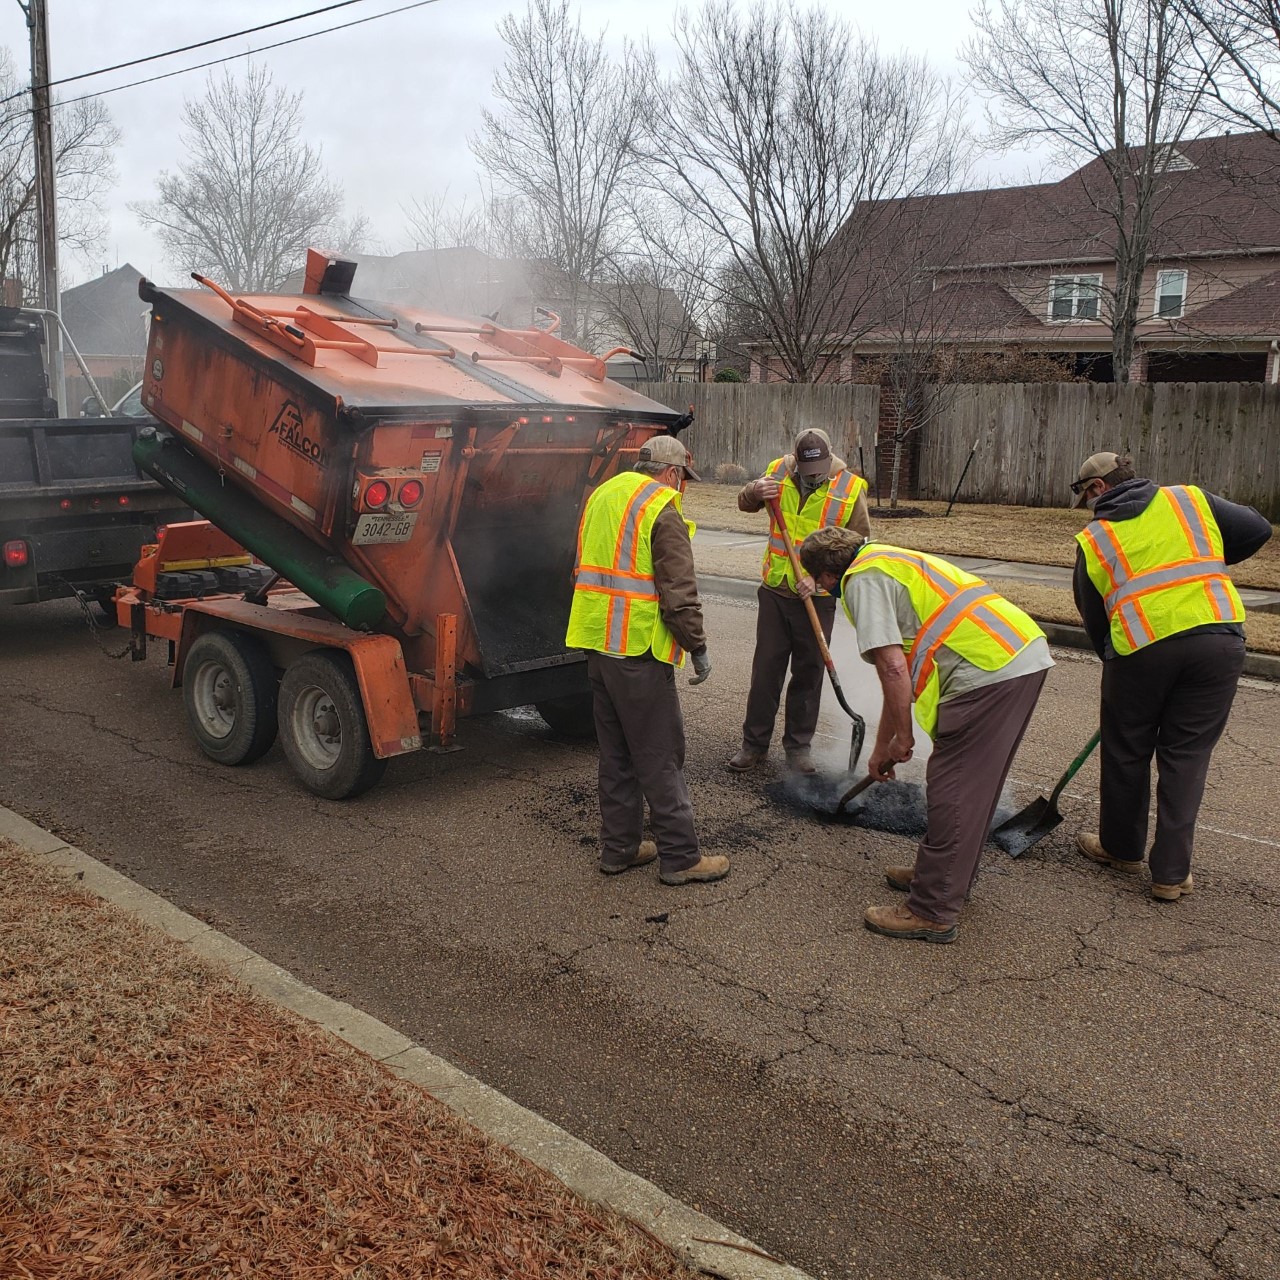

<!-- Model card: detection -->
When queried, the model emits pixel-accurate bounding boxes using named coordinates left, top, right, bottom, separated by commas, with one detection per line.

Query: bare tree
left=472, top=0, right=643, bottom=345
left=637, top=1, right=967, bottom=385
left=1183, top=1, right=1280, bottom=133
left=132, top=65, right=355, bottom=292
left=0, top=49, right=118, bottom=300
left=965, top=0, right=1218, bottom=382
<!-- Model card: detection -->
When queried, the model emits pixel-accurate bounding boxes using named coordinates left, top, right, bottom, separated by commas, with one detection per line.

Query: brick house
left=750, top=131, right=1280, bottom=387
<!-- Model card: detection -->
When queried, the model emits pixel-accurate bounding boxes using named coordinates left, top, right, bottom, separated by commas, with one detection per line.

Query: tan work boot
left=660, top=854, right=730, bottom=886
left=1152, top=873, right=1194, bottom=902
left=884, top=865, right=914, bottom=892
left=864, top=902, right=957, bottom=944
left=1076, top=832, right=1142, bottom=874
left=598, top=840, right=658, bottom=876
left=785, top=749, right=817, bottom=775
left=726, top=747, right=765, bottom=773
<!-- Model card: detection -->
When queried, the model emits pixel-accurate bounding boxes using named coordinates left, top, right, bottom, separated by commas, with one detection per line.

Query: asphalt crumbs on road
left=1, top=596, right=1277, bottom=1279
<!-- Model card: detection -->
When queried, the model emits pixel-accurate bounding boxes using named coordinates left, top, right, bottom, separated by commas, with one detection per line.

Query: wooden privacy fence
left=630, top=382, right=881, bottom=479
left=917, top=382, right=1280, bottom=520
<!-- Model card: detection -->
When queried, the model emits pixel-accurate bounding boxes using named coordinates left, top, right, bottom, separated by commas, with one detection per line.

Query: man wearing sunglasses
left=1070, top=451, right=1271, bottom=900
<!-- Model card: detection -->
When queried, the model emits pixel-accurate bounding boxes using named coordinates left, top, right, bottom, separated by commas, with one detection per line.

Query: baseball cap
left=638, top=433, right=701, bottom=481
left=794, top=428, right=832, bottom=478
left=1070, top=451, right=1125, bottom=508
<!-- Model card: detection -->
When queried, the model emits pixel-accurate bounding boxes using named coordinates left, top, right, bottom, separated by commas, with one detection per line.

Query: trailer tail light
left=91, top=497, right=101, bottom=509
left=364, top=479, right=392, bottom=509
left=118, top=494, right=131, bottom=507
left=398, top=479, right=424, bottom=508
left=3, top=540, right=28, bottom=568
left=59, top=498, right=72, bottom=511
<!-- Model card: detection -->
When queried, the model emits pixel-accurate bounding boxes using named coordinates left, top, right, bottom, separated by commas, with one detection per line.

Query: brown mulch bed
left=685, top=484, right=1280, bottom=590
left=0, top=842, right=700, bottom=1280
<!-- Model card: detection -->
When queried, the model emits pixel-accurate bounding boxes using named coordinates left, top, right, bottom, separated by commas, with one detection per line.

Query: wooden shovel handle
left=766, top=497, right=835, bottom=669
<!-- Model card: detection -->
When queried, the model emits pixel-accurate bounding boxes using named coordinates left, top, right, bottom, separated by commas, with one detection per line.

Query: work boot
left=864, top=902, right=957, bottom=944
left=1076, top=832, right=1142, bottom=874
left=785, top=749, right=817, bottom=775
left=726, top=747, right=765, bottom=773
left=1151, top=873, right=1194, bottom=902
left=598, top=840, right=658, bottom=876
left=884, top=864, right=914, bottom=892
left=660, top=854, right=731, bottom=886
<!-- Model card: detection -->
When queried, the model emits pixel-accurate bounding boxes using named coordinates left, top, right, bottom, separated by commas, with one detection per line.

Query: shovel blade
left=990, top=797, right=1063, bottom=857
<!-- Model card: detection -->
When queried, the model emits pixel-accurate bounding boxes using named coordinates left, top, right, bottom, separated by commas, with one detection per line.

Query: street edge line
left=0, top=804, right=814, bottom=1280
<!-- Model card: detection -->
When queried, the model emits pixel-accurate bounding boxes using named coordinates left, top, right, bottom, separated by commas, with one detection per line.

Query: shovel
left=766, top=497, right=866, bottom=772
left=834, top=773, right=877, bottom=814
left=991, top=730, right=1101, bottom=857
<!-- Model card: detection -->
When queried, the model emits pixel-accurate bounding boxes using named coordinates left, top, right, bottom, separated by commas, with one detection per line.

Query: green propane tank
left=133, top=427, right=386, bottom=629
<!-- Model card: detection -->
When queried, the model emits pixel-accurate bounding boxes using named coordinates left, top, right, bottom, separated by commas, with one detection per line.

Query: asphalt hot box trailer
left=119, top=251, right=689, bottom=798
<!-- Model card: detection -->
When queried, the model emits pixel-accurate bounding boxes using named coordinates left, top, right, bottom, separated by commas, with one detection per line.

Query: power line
left=21, top=0, right=376, bottom=100
left=21, top=0, right=442, bottom=110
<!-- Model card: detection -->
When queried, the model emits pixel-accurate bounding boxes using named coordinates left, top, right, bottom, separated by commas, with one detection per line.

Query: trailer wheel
left=535, top=692, right=597, bottom=739
left=182, top=630, right=279, bottom=766
left=278, top=650, right=387, bottom=800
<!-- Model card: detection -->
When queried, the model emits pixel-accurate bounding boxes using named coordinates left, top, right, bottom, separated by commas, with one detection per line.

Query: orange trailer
left=118, top=251, right=690, bottom=798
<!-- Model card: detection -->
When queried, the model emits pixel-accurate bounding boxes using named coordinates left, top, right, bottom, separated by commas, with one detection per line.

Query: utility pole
left=21, top=0, right=66, bottom=414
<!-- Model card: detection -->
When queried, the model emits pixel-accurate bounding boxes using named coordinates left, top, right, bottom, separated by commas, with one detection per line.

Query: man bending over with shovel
left=801, top=527, right=1053, bottom=944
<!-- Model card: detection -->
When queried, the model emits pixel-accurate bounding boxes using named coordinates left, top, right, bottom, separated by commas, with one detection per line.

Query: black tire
left=181, top=629, right=279, bottom=766
left=277, top=650, right=387, bottom=800
left=535, top=691, right=597, bottom=739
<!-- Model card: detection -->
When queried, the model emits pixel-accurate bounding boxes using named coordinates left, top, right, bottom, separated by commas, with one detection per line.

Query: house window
left=1049, top=274, right=1102, bottom=322
left=1154, top=269, right=1187, bottom=319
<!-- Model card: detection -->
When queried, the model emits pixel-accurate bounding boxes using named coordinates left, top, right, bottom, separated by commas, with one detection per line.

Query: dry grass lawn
left=684, top=483, right=1280, bottom=590
left=0, top=842, right=700, bottom=1280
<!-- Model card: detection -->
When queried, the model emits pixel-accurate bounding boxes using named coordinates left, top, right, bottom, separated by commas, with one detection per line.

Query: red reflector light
left=365, top=479, right=392, bottom=509
left=117, top=494, right=130, bottom=507
left=541, top=415, right=554, bottom=423
left=565, top=415, right=576, bottom=423
left=3, top=540, right=28, bottom=568
left=91, top=497, right=101, bottom=509
left=517, top=416, right=529, bottom=425
left=399, top=479, right=424, bottom=508
left=59, top=498, right=72, bottom=511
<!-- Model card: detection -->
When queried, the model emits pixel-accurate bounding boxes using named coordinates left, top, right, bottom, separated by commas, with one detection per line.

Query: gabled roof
left=1171, top=267, right=1280, bottom=335
left=61, top=264, right=148, bottom=357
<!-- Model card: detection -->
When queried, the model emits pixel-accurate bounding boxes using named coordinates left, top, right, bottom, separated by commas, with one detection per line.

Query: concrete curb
left=701, top=572, right=1280, bottom=682
left=0, top=805, right=812, bottom=1280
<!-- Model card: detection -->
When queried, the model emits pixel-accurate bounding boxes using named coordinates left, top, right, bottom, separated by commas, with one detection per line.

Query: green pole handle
left=1046, top=729, right=1101, bottom=808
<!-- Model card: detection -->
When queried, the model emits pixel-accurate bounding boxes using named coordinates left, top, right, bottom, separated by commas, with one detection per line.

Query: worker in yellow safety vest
left=800, top=526, right=1054, bottom=944
left=566, top=434, right=729, bottom=887
left=727, top=428, right=871, bottom=775
left=1070, top=452, right=1272, bottom=901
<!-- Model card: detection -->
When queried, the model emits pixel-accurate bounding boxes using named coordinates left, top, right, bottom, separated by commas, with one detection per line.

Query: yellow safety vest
left=842, top=545, right=1044, bottom=738
left=761, top=458, right=869, bottom=592
left=1077, top=485, right=1244, bottom=657
left=566, top=471, right=687, bottom=667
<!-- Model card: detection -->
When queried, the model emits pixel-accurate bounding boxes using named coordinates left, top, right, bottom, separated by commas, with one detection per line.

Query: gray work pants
left=741, top=586, right=836, bottom=755
left=1099, top=630, right=1245, bottom=885
left=907, top=669, right=1048, bottom=927
left=587, top=651, right=700, bottom=874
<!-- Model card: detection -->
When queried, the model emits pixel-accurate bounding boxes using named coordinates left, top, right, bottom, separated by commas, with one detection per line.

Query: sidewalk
left=0, top=809, right=808, bottom=1280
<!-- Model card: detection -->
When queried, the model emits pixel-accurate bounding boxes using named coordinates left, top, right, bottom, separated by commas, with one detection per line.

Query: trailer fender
left=172, top=599, right=421, bottom=758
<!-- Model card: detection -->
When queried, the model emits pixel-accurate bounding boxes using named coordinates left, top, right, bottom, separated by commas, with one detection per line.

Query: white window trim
left=1153, top=269, right=1188, bottom=320
left=1047, top=273, right=1103, bottom=323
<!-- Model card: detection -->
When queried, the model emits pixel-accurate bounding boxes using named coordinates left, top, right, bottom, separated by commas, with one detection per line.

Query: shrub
left=713, top=461, right=749, bottom=485
left=714, top=367, right=744, bottom=383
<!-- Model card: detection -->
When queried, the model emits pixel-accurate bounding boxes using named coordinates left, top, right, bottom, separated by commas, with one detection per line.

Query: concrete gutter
left=0, top=805, right=812, bottom=1280
left=701, top=575, right=1280, bottom=682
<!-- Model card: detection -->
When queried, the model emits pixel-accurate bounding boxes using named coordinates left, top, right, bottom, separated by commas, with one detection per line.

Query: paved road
left=2, top=597, right=1278, bottom=1279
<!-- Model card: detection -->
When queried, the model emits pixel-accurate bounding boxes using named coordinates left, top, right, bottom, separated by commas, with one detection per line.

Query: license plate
left=352, top=513, right=418, bottom=545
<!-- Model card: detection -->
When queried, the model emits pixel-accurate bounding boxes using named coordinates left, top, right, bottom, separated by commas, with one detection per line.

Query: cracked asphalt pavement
left=2, top=594, right=1278, bottom=1279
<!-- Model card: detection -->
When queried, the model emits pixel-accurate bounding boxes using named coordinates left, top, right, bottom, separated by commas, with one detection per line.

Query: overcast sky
left=0, top=0, right=1029, bottom=290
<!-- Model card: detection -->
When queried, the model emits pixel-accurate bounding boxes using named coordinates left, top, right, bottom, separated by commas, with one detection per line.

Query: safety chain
left=51, top=577, right=134, bottom=660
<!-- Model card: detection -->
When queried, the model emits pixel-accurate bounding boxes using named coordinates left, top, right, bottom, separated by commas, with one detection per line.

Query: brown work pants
left=906, top=669, right=1048, bottom=927
left=741, top=586, right=837, bottom=756
left=587, top=651, right=700, bottom=874
left=1099, top=630, right=1245, bottom=885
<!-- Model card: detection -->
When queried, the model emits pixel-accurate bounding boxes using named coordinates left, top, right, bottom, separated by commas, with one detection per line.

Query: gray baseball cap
left=639, top=434, right=701, bottom=481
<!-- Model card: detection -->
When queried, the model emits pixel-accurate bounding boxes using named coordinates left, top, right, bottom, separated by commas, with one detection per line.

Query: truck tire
left=278, top=650, right=387, bottom=800
left=182, top=629, right=279, bottom=766
left=535, top=692, right=597, bottom=739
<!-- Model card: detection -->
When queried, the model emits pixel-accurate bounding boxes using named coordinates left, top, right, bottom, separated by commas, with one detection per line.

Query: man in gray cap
left=728, top=427, right=871, bottom=773
left=567, top=434, right=728, bottom=886
left=1071, top=451, right=1271, bottom=900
